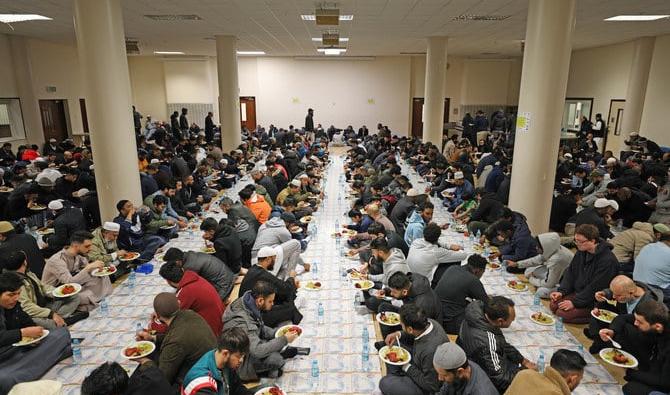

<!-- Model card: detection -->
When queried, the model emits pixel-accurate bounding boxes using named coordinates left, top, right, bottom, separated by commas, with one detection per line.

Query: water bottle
left=336, top=237, right=341, bottom=248
left=335, top=219, right=340, bottom=229
left=317, top=302, right=325, bottom=324
left=99, top=297, right=109, bottom=316
left=312, top=260, right=319, bottom=279
left=555, top=316, right=564, bottom=336
left=617, top=219, right=624, bottom=232
left=339, top=264, right=347, bottom=282
left=533, top=294, right=541, bottom=311
left=537, top=350, right=545, bottom=373
left=135, top=321, right=144, bottom=335
left=71, top=338, right=82, bottom=363
left=311, top=360, right=320, bottom=391
left=577, top=344, right=584, bottom=357
left=127, top=269, right=136, bottom=289
left=362, top=342, right=370, bottom=371
left=354, top=291, right=361, bottom=307
left=476, top=229, right=481, bottom=239
left=362, top=327, right=369, bottom=345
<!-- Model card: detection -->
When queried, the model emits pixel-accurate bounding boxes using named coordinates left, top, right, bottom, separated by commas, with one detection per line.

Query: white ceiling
left=1, top=0, right=670, bottom=57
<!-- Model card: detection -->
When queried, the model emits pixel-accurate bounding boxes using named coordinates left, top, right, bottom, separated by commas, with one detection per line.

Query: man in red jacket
left=159, top=261, right=224, bottom=337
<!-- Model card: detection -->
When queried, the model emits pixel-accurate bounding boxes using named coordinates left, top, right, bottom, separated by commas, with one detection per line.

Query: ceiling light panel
left=604, top=15, right=669, bottom=21
left=0, top=14, right=51, bottom=23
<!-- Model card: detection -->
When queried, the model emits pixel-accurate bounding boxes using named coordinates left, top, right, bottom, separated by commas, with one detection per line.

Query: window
left=562, top=98, right=593, bottom=133
left=0, top=98, right=26, bottom=142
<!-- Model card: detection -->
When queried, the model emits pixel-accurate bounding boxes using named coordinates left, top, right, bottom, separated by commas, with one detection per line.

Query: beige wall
left=0, top=35, right=17, bottom=96
left=640, top=35, right=670, bottom=146
left=128, top=56, right=167, bottom=121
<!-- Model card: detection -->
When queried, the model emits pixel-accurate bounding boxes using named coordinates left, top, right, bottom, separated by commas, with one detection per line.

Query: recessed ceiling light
left=301, top=15, right=353, bottom=21
left=317, top=48, right=347, bottom=55
left=604, top=15, right=669, bottom=21
left=237, top=51, right=266, bottom=55
left=153, top=51, right=184, bottom=55
left=0, top=14, right=51, bottom=23
left=312, top=37, right=349, bottom=42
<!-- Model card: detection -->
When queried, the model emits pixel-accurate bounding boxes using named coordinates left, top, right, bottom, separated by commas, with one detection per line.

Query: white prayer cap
left=49, top=138, right=57, bottom=143
left=608, top=199, right=619, bottom=211
left=406, top=188, right=421, bottom=197
left=257, top=246, right=277, bottom=258
left=564, top=153, right=573, bottom=159
left=594, top=198, right=609, bottom=208
left=150, top=158, right=160, bottom=164
left=298, top=174, right=309, bottom=179
left=454, top=171, right=464, bottom=180
left=48, top=200, right=64, bottom=210
left=606, top=157, right=617, bottom=165
left=276, top=153, right=284, bottom=159
left=34, top=157, right=47, bottom=163
left=290, top=179, right=301, bottom=187
left=234, top=149, right=243, bottom=154
left=103, top=221, right=120, bottom=232
left=220, top=159, right=228, bottom=165
left=89, top=164, right=95, bottom=170
left=74, top=188, right=90, bottom=198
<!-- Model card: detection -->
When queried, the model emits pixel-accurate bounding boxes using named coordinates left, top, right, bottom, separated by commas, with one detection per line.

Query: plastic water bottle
left=577, top=344, right=584, bottom=357
left=127, top=269, right=136, bottom=289
left=135, top=321, right=143, bottom=335
left=354, top=291, right=361, bottom=307
left=617, top=219, right=624, bottom=232
left=336, top=237, right=341, bottom=248
left=362, top=327, right=369, bottom=345
left=555, top=317, right=564, bottom=336
left=99, top=297, right=109, bottom=317
left=362, top=342, right=370, bottom=371
left=537, top=350, right=545, bottom=373
left=72, top=338, right=82, bottom=363
left=476, top=229, right=481, bottom=239
left=335, top=219, right=340, bottom=229
left=312, top=260, right=319, bottom=279
left=533, top=294, right=541, bottom=311
left=311, top=360, right=320, bottom=390
left=339, top=264, right=347, bottom=282
left=317, top=302, right=325, bottom=324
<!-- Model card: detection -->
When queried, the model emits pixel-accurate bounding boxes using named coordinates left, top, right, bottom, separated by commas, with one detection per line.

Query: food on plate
left=202, top=247, right=216, bottom=254
left=348, top=270, right=366, bottom=280
left=29, top=204, right=46, bottom=210
left=304, top=281, right=322, bottom=290
left=487, top=262, right=501, bottom=269
left=507, top=280, right=527, bottom=291
left=346, top=249, right=358, bottom=257
left=14, top=329, right=48, bottom=346
left=530, top=312, right=554, bottom=325
left=381, top=346, right=410, bottom=363
left=378, top=312, right=401, bottom=325
left=36, top=227, right=54, bottom=235
left=353, top=280, right=374, bottom=290
left=123, top=342, right=154, bottom=358
left=120, top=252, right=139, bottom=260
left=600, top=348, right=637, bottom=367
left=592, top=309, right=618, bottom=323
left=93, top=266, right=117, bottom=276
left=61, top=285, right=76, bottom=295
left=300, top=216, right=313, bottom=223
left=289, top=226, right=302, bottom=233
left=331, top=232, right=342, bottom=238
left=254, top=387, right=285, bottom=395
left=276, top=325, right=302, bottom=337
left=0, top=186, right=13, bottom=192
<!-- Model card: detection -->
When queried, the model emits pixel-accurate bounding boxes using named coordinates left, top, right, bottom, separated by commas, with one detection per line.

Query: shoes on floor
left=65, top=311, right=89, bottom=326
left=280, top=346, right=298, bottom=359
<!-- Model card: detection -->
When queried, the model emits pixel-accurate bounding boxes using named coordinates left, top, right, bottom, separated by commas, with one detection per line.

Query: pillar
left=74, top=0, right=142, bottom=222
left=614, top=36, right=656, bottom=153
left=508, top=0, right=576, bottom=234
left=216, top=35, right=242, bottom=153
left=8, top=36, right=43, bottom=145
left=422, top=36, right=448, bottom=145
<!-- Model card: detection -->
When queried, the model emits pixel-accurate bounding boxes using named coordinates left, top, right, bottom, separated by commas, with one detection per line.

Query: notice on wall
left=517, top=111, right=531, bottom=133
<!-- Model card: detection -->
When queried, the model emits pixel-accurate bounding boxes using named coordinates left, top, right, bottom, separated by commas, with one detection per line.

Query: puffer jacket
left=251, top=216, right=291, bottom=259
left=611, top=221, right=655, bottom=263
left=182, top=251, right=234, bottom=300
left=458, top=300, right=525, bottom=393
left=404, top=210, right=425, bottom=246
left=222, top=292, right=288, bottom=381
left=369, top=248, right=409, bottom=286
left=406, top=238, right=467, bottom=282
left=88, top=227, right=118, bottom=264
left=517, top=232, right=573, bottom=290
left=212, top=224, right=242, bottom=274
left=244, top=193, right=271, bottom=225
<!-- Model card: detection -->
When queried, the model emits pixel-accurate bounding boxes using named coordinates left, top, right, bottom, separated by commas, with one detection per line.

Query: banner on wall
left=516, top=111, right=531, bottom=133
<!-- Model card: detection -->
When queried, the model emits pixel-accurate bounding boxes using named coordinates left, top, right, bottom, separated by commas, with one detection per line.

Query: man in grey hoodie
left=250, top=213, right=309, bottom=279
left=364, top=238, right=409, bottom=312
left=163, top=247, right=235, bottom=301
left=406, top=223, right=467, bottom=285
left=222, top=281, right=299, bottom=381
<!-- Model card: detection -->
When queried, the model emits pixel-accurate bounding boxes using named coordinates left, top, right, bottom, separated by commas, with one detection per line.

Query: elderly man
left=3, top=250, right=85, bottom=329
left=432, top=342, right=498, bottom=395
left=89, top=222, right=127, bottom=264
left=42, top=231, right=112, bottom=311
left=568, top=197, right=617, bottom=240
left=0, top=221, right=47, bottom=278
left=219, top=196, right=260, bottom=232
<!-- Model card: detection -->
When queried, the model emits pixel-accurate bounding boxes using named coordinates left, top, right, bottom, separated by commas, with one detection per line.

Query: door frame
left=239, top=96, right=256, bottom=130
left=410, top=97, right=450, bottom=139
left=38, top=99, right=70, bottom=143
left=605, top=99, right=625, bottom=151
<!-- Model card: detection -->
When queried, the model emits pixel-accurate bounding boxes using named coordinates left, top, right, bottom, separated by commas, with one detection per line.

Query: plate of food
left=160, top=224, right=176, bottom=230
left=489, top=246, right=500, bottom=254
left=341, top=229, right=357, bottom=237
left=506, top=280, right=528, bottom=292
left=297, top=201, right=310, bottom=209
left=530, top=312, right=555, bottom=326
left=13, top=329, right=49, bottom=346
left=472, top=244, right=484, bottom=253
left=378, top=345, right=411, bottom=366
left=451, top=224, right=468, bottom=233
left=376, top=311, right=401, bottom=326
left=29, top=204, right=47, bottom=211
left=36, top=227, right=54, bottom=236
left=0, top=186, right=14, bottom=193
left=591, top=309, right=618, bottom=324
left=224, top=174, right=237, bottom=179
left=487, top=262, right=501, bottom=270
left=91, top=265, right=117, bottom=277
left=154, top=253, right=165, bottom=263
left=201, top=246, right=216, bottom=254
left=274, top=325, right=303, bottom=339
left=345, top=250, right=359, bottom=260
left=331, top=232, right=343, bottom=238
left=119, top=252, right=141, bottom=261
left=52, top=283, right=82, bottom=298
left=253, top=386, right=285, bottom=395
left=348, top=269, right=367, bottom=280
left=121, top=341, right=156, bottom=360
left=302, top=280, right=322, bottom=291
left=289, top=225, right=302, bottom=234
left=299, top=215, right=313, bottom=224
left=353, top=280, right=374, bottom=290
left=599, top=348, right=638, bottom=368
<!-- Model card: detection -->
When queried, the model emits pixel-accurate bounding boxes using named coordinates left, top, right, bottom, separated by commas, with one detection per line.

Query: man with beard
left=432, top=342, right=497, bottom=395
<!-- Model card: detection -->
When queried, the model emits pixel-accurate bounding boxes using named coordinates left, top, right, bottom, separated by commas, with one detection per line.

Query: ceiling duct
left=316, top=8, right=340, bottom=25
left=125, top=39, right=140, bottom=55
left=322, top=32, right=340, bottom=46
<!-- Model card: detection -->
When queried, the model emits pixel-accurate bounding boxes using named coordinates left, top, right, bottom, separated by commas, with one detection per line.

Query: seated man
left=135, top=292, right=216, bottom=386
left=3, top=251, right=85, bottom=329
left=239, top=246, right=303, bottom=327
left=406, top=222, right=466, bottom=285
left=586, top=275, right=663, bottom=353
left=182, top=327, right=252, bottom=395
left=251, top=213, right=292, bottom=261
left=350, top=222, right=409, bottom=263
left=434, top=255, right=488, bottom=335
left=404, top=201, right=434, bottom=247
left=458, top=296, right=535, bottom=393
left=550, top=224, right=618, bottom=324
left=159, top=262, right=224, bottom=337
left=0, top=272, right=72, bottom=393
left=610, top=221, right=655, bottom=271
left=494, top=220, right=538, bottom=273
left=346, top=208, right=374, bottom=234
left=378, top=305, right=449, bottom=395
left=42, top=231, right=112, bottom=311
left=82, top=361, right=173, bottom=395
left=145, top=195, right=178, bottom=237
left=598, top=299, right=670, bottom=395
left=442, top=171, right=474, bottom=212
left=44, top=199, right=87, bottom=255
left=239, top=187, right=271, bottom=225
left=0, top=221, right=47, bottom=278
left=633, top=223, right=670, bottom=302
left=113, top=199, right=167, bottom=262
left=506, top=232, right=573, bottom=298
left=505, top=349, right=587, bottom=394
left=364, top=238, right=410, bottom=312
left=432, top=342, right=498, bottom=395
left=88, top=222, right=127, bottom=264
left=381, top=271, right=442, bottom=323
left=222, top=281, right=299, bottom=381
left=200, top=218, right=243, bottom=275
left=163, top=247, right=235, bottom=301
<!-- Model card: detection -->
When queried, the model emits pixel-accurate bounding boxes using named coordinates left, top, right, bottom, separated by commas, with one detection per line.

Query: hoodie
left=406, top=238, right=468, bottom=282
left=611, top=221, right=655, bottom=263
left=404, top=210, right=426, bottom=246
left=369, top=248, right=409, bottom=286
left=176, top=271, right=224, bottom=336
left=517, top=232, right=574, bottom=291
left=244, top=193, right=271, bottom=224
left=212, top=224, right=243, bottom=274
left=500, top=213, right=538, bottom=262
left=251, top=216, right=291, bottom=259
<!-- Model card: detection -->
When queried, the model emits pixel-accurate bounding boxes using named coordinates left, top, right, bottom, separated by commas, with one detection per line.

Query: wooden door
left=39, top=100, right=69, bottom=142
left=605, top=99, right=625, bottom=154
left=411, top=98, right=450, bottom=138
left=239, top=96, right=256, bottom=130
left=79, top=99, right=89, bottom=134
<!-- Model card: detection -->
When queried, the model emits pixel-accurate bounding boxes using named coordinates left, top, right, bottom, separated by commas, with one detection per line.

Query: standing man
left=133, top=106, right=142, bottom=135
left=205, top=112, right=214, bottom=143
left=304, top=108, right=314, bottom=141
left=179, top=108, right=189, bottom=136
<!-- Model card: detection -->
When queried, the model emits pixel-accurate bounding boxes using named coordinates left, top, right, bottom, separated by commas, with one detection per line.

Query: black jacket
left=0, top=303, right=34, bottom=359
left=257, top=176, right=279, bottom=203
left=48, top=208, right=88, bottom=251
left=458, top=300, right=524, bottom=393
left=240, top=265, right=296, bottom=305
left=0, top=232, right=47, bottom=278
left=404, top=273, right=442, bottom=322
left=469, top=193, right=504, bottom=224
left=558, top=241, right=619, bottom=309
left=212, top=224, right=242, bottom=274
left=389, top=196, right=415, bottom=235
left=435, top=265, right=488, bottom=334
left=569, top=207, right=613, bottom=239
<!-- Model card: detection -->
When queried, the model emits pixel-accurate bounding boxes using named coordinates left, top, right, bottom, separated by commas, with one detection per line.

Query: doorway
left=39, top=99, right=69, bottom=142
left=411, top=98, right=450, bottom=138
left=239, top=96, right=256, bottom=131
left=605, top=99, right=625, bottom=154
left=79, top=99, right=89, bottom=134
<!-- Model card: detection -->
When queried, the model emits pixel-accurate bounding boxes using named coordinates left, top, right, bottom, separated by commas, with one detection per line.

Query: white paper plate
left=378, top=345, right=412, bottom=366
left=274, top=324, right=303, bottom=339
left=353, top=280, right=374, bottom=291
left=121, top=341, right=156, bottom=360
left=591, top=309, right=618, bottom=324
left=52, top=283, right=82, bottom=298
left=599, top=348, right=638, bottom=369
left=376, top=312, right=401, bottom=326
left=13, top=329, right=49, bottom=346
left=91, top=266, right=118, bottom=277
left=529, top=312, right=555, bottom=326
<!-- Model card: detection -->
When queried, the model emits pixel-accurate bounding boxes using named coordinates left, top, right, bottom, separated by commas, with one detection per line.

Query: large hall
left=0, top=1, right=670, bottom=395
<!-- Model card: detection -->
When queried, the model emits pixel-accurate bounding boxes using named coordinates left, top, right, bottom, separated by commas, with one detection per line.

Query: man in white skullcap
left=431, top=342, right=498, bottom=395
left=44, top=199, right=87, bottom=255
left=443, top=171, right=474, bottom=212
left=88, top=221, right=128, bottom=265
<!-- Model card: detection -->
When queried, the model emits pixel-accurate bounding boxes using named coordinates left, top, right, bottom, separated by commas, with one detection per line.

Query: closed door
left=411, top=98, right=450, bottom=139
left=39, top=99, right=69, bottom=142
left=79, top=98, right=89, bottom=134
left=239, top=96, right=256, bottom=131
left=605, top=99, right=625, bottom=154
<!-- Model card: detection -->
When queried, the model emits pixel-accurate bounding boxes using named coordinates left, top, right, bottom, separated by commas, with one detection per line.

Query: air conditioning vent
left=125, top=39, right=140, bottom=54
left=144, top=14, right=203, bottom=21
left=452, top=14, right=511, bottom=21
left=322, top=32, right=340, bottom=46
left=316, top=8, right=340, bottom=25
